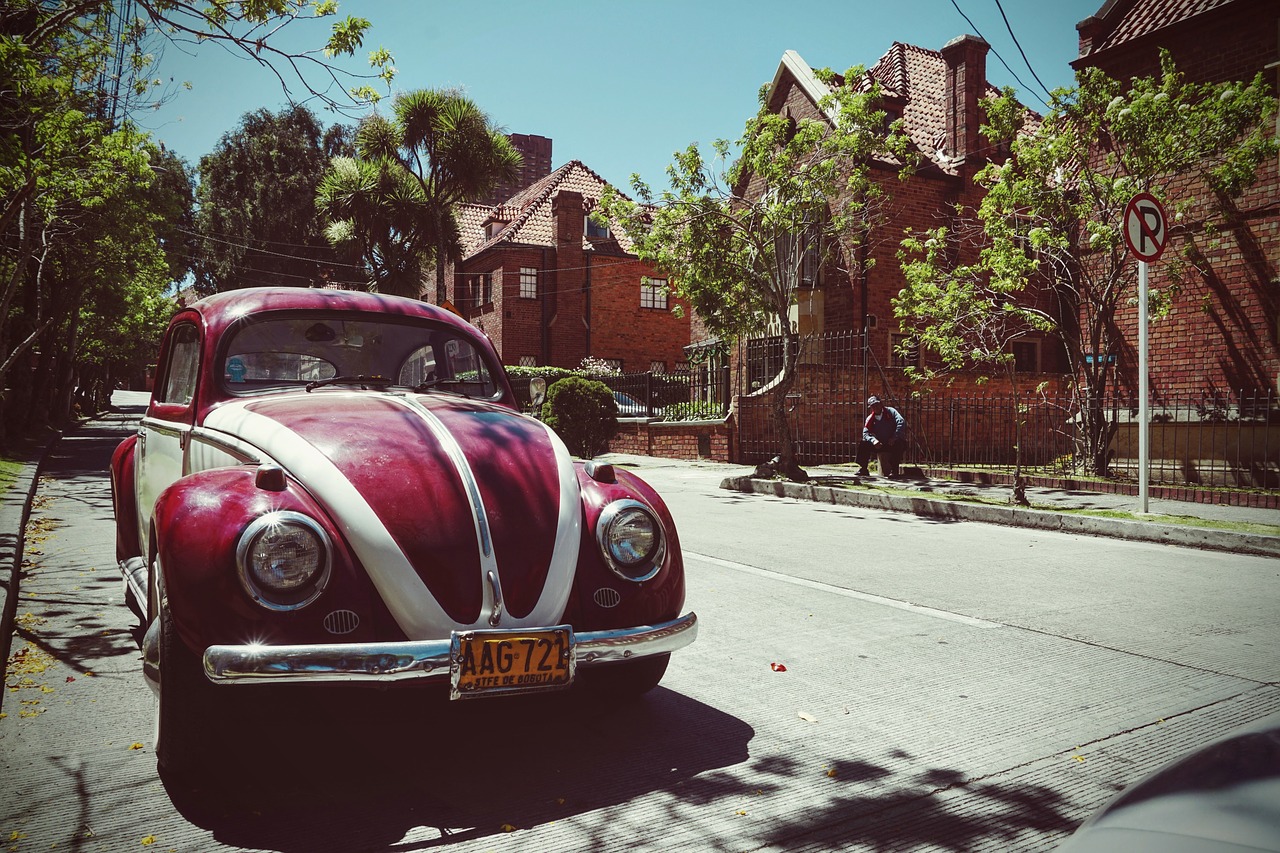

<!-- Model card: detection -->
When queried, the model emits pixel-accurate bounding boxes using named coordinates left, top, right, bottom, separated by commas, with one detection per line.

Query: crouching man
left=857, top=395, right=907, bottom=477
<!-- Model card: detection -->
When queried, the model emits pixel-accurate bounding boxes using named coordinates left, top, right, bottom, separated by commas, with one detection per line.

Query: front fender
left=110, top=435, right=141, bottom=564
left=567, top=465, right=686, bottom=632
left=152, top=466, right=391, bottom=656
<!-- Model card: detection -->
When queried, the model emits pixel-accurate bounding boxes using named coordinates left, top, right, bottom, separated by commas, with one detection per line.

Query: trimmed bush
left=541, top=376, right=618, bottom=458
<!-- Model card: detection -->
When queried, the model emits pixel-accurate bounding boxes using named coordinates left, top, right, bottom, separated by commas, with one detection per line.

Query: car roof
left=185, top=287, right=477, bottom=341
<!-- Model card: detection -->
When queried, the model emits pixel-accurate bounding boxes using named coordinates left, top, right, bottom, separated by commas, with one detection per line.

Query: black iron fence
left=592, top=367, right=730, bottom=421
left=739, top=388, right=1280, bottom=490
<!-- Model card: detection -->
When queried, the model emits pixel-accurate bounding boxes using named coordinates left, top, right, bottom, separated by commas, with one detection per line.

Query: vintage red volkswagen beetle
left=110, top=287, right=696, bottom=778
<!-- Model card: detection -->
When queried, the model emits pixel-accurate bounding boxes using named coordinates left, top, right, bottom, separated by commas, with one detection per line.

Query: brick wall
left=609, top=419, right=733, bottom=461
left=1073, top=0, right=1279, bottom=396
left=588, top=257, right=691, bottom=372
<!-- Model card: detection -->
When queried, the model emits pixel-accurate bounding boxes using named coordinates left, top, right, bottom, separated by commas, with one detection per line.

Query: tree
left=896, top=54, right=1277, bottom=476
left=600, top=67, right=912, bottom=480
left=195, top=105, right=361, bottom=293
left=0, top=1, right=394, bottom=446
left=896, top=227, right=1056, bottom=504
left=319, top=89, right=521, bottom=301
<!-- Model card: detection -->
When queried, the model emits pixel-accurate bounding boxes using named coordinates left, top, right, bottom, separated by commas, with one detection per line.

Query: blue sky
left=139, top=0, right=1105, bottom=193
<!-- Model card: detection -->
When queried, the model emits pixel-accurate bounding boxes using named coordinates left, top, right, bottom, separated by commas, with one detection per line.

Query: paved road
left=2, top=399, right=1277, bottom=852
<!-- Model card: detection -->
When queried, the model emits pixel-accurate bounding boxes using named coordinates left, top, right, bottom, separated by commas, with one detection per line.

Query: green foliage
left=318, top=88, right=521, bottom=300
left=598, top=63, right=914, bottom=475
left=195, top=105, right=359, bottom=293
left=895, top=54, right=1276, bottom=476
left=540, top=376, right=618, bottom=458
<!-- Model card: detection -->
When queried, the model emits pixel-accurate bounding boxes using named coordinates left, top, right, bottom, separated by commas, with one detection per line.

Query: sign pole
left=1138, top=259, right=1149, bottom=513
left=1123, top=191, right=1166, bottom=516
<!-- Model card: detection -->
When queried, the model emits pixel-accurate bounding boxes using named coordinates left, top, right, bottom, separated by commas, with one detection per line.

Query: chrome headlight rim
left=235, top=510, right=332, bottom=611
left=595, top=499, right=665, bottom=584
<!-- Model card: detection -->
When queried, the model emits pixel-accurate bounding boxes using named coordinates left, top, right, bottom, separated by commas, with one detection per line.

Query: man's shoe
left=857, top=467, right=869, bottom=476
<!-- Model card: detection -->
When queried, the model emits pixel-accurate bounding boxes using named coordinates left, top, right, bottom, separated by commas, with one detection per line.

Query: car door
left=135, top=319, right=201, bottom=552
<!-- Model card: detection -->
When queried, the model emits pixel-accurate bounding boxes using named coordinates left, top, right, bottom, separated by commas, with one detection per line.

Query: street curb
left=720, top=475, right=1280, bottom=559
left=0, top=431, right=61, bottom=697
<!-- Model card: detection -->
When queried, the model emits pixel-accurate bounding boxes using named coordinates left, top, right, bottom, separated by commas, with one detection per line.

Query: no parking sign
left=1123, top=192, right=1168, bottom=262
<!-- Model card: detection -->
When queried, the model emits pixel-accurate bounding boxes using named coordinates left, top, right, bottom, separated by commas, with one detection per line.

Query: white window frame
left=519, top=267, right=538, bottom=299
left=641, top=277, right=668, bottom=310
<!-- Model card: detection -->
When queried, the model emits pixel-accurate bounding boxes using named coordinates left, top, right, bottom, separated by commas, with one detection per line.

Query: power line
left=992, top=0, right=1055, bottom=102
left=948, top=0, right=1052, bottom=107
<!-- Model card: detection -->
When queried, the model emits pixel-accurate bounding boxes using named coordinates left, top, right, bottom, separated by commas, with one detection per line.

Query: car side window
left=158, top=324, right=200, bottom=406
left=399, top=335, right=497, bottom=397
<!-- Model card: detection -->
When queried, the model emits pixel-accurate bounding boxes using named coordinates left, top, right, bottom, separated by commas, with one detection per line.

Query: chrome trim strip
left=189, top=427, right=260, bottom=464
left=204, top=612, right=698, bottom=684
left=140, top=416, right=189, bottom=439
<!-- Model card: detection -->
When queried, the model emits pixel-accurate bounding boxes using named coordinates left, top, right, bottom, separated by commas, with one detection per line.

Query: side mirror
left=529, top=377, right=547, bottom=407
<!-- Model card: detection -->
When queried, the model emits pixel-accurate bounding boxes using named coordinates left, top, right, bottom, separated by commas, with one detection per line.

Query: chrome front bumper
left=200, top=612, right=698, bottom=685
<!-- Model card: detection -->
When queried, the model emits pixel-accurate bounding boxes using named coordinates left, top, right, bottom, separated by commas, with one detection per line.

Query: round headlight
left=236, top=511, right=332, bottom=610
left=596, top=500, right=665, bottom=583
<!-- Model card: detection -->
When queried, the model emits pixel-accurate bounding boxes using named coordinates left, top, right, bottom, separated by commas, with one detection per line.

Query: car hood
left=203, top=391, right=581, bottom=639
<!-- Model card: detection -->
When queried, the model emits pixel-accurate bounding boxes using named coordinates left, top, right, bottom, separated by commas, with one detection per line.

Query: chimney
left=550, top=190, right=587, bottom=366
left=940, top=34, right=990, bottom=168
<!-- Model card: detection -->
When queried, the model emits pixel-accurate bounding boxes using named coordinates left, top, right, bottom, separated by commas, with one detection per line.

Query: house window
left=469, top=272, right=493, bottom=308
left=641, top=277, right=668, bottom=310
left=519, top=267, right=538, bottom=299
left=597, top=358, right=623, bottom=371
left=586, top=216, right=611, bottom=238
left=649, top=360, right=666, bottom=374
left=890, top=333, right=918, bottom=369
left=1011, top=340, right=1040, bottom=374
left=517, top=355, right=537, bottom=367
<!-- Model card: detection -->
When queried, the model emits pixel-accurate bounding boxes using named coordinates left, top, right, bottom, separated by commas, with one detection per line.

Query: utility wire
left=992, top=0, right=1055, bottom=102
left=948, top=0, right=1052, bottom=107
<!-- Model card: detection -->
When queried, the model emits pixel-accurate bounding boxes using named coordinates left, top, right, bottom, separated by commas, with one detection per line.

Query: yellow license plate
left=450, top=627, right=573, bottom=699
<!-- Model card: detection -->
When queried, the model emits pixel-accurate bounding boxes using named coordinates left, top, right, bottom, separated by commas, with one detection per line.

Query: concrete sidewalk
left=597, top=452, right=1280, bottom=559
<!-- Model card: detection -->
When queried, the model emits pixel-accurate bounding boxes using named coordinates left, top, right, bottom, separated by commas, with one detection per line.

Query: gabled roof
left=1076, top=0, right=1237, bottom=60
left=456, top=160, right=639, bottom=258
left=768, top=43, right=1021, bottom=177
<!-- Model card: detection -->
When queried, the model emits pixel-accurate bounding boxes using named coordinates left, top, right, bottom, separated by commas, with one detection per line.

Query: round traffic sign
left=1123, top=192, right=1168, bottom=262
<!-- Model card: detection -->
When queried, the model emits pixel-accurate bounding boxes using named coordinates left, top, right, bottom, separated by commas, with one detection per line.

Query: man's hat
left=867, top=395, right=883, bottom=407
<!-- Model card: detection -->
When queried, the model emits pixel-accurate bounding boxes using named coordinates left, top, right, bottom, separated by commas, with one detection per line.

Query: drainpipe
left=584, top=253, right=592, bottom=357
left=541, top=247, right=550, bottom=365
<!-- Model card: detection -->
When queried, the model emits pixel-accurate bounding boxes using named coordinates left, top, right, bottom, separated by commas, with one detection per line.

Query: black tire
left=155, top=603, right=222, bottom=784
left=579, top=653, right=669, bottom=699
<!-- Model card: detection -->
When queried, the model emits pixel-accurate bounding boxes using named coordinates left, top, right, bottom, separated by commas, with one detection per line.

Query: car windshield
left=220, top=313, right=501, bottom=399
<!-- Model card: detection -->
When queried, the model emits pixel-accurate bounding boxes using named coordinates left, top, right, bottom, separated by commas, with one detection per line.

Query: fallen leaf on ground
left=129, top=743, right=145, bottom=751
left=770, top=662, right=787, bottom=672
left=735, top=810, right=748, bottom=816
left=797, top=711, right=817, bottom=723
left=141, top=835, right=157, bottom=845
left=499, top=824, right=517, bottom=833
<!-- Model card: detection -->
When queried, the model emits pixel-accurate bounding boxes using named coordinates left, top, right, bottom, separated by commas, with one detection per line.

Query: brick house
left=741, top=38, right=1060, bottom=393
left=1073, top=0, right=1279, bottom=398
left=731, top=37, right=1060, bottom=464
left=448, top=160, right=690, bottom=372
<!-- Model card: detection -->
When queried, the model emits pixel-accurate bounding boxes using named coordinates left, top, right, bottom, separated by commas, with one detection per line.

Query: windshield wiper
left=305, top=375, right=394, bottom=392
left=413, top=377, right=470, bottom=397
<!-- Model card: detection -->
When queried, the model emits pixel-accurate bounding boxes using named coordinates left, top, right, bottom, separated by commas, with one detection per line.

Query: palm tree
left=319, top=89, right=521, bottom=301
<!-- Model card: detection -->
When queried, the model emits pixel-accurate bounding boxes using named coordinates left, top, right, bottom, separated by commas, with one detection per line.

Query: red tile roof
left=456, top=160, right=640, bottom=258
left=787, top=41, right=1025, bottom=176
left=1080, top=0, right=1237, bottom=56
